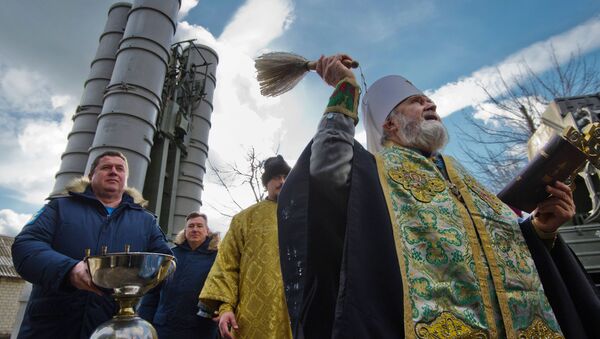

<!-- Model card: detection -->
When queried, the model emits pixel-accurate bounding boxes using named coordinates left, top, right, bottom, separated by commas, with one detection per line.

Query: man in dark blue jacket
left=138, top=211, right=219, bottom=339
left=12, top=150, right=172, bottom=339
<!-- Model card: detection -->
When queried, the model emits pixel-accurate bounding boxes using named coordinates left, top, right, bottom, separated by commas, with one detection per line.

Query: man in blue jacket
left=12, top=150, right=172, bottom=339
left=138, top=211, right=219, bottom=339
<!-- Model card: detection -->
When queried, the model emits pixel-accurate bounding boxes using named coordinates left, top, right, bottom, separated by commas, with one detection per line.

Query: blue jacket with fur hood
left=12, top=177, right=172, bottom=339
left=138, top=233, right=219, bottom=338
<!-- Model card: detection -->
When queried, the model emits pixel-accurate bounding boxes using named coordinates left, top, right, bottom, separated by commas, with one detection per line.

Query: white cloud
left=172, top=0, right=296, bottom=231
left=0, top=68, right=54, bottom=113
left=0, top=66, right=76, bottom=206
left=0, top=209, right=31, bottom=237
left=472, top=98, right=547, bottom=126
left=219, top=0, right=295, bottom=56
left=472, top=102, right=512, bottom=124
left=428, top=15, right=600, bottom=118
left=0, top=118, right=71, bottom=205
left=178, top=0, right=200, bottom=20
left=51, top=95, right=72, bottom=109
left=175, top=21, right=218, bottom=46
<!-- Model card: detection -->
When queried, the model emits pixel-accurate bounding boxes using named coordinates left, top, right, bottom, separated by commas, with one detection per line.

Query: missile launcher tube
left=51, top=2, right=131, bottom=195
left=86, top=0, right=181, bottom=191
left=170, top=44, right=218, bottom=236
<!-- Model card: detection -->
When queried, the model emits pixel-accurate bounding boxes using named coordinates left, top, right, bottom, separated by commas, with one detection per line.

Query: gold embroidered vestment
left=200, top=200, right=292, bottom=339
left=376, top=144, right=562, bottom=339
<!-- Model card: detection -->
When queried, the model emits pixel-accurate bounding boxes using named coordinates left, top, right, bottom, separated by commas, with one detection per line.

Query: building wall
left=0, top=277, right=25, bottom=338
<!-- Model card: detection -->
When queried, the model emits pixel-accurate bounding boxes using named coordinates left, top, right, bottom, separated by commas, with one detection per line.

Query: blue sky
left=191, top=0, right=600, bottom=87
left=0, top=0, right=599, bottom=234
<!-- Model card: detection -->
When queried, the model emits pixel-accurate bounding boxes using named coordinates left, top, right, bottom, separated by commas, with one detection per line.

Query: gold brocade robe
left=377, top=144, right=563, bottom=339
left=200, top=200, right=292, bottom=339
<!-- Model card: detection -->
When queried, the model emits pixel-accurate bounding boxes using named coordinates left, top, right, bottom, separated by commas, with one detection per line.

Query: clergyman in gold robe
left=200, top=155, right=293, bottom=339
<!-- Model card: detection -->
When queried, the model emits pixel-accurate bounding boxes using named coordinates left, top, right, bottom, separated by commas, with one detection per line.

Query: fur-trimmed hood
left=62, top=177, right=148, bottom=207
left=174, top=230, right=220, bottom=252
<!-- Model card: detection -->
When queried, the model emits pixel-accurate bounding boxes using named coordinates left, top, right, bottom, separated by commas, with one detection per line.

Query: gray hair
left=174, top=212, right=209, bottom=245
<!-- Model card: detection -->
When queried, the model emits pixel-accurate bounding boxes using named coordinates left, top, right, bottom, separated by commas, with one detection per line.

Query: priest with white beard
left=277, top=54, right=600, bottom=339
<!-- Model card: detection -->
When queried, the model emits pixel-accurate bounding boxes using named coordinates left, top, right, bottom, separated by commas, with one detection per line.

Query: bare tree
left=458, top=46, right=600, bottom=192
left=205, top=146, right=267, bottom=218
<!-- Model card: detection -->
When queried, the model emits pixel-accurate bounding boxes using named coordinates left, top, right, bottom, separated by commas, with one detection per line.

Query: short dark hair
left=186, top=211, right=207, bottom=223
left=88, top=151, right=128, bottom=177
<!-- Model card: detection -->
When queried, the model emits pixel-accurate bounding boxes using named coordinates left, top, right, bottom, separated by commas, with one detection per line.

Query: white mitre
left=361, top=75, right=423, bottom=153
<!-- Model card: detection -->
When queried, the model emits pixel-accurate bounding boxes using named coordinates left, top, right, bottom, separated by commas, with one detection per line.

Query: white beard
left=396, top=114, right=449, bottom=154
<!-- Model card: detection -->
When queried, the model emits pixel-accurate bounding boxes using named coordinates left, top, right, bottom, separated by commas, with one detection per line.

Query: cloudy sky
left=1, top=0, right=599, bottom=235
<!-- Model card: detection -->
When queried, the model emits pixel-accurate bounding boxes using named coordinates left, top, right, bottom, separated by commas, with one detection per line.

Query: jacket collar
left=61, top=176, right=148, bottom=208
left=180, top=236, right=216, bottom=254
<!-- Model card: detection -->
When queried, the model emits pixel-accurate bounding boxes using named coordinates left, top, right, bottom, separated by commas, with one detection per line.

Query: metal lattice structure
left=143, top=42, right=219, bottom=237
